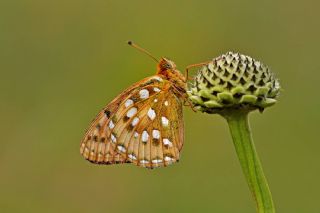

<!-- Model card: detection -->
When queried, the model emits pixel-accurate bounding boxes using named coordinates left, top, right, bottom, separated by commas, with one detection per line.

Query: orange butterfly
left=80, top=41, right=191, bottom=169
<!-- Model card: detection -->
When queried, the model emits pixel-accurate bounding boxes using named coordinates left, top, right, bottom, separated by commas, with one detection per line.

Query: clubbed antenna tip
left=126, top=40, right=159, bottom=63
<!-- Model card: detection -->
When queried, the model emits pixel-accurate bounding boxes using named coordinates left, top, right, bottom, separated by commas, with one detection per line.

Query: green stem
left=222, top=110, right=275, bottom=213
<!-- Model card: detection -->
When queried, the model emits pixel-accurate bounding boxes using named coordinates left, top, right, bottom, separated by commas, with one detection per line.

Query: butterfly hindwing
left=125, top=89, right=184, bottom=168
left=80, top=75, right=184, bottom=169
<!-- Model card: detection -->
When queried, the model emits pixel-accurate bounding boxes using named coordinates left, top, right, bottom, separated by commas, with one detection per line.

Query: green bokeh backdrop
left=1, top=0, right=319, bottom=212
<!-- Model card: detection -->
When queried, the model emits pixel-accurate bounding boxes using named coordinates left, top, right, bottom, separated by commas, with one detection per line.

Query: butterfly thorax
left=156, top=58, right=186, bottom=94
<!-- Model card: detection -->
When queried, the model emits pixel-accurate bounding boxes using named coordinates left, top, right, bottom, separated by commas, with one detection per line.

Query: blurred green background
left=1, top=0, right=319, bottom=212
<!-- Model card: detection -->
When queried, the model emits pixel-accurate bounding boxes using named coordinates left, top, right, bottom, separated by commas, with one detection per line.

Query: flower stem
left=222, top=110, right=275, bottom=213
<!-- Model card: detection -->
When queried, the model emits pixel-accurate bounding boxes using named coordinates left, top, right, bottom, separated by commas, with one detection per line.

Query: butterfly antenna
left=127, top=41, right=159, bottom=63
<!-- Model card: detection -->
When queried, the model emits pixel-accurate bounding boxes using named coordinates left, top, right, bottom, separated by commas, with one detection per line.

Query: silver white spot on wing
left=164, top=156, right=173, bottom=162
left=142, top=131, right=149, bottom=142
left=154, top=99, right=158, bottom=103
left=117, top=145, right=126, bottom=153
left=161, top=116, right=169, bottom=127
left=163, top=138, right=173, bottom=147
left=147, top=108, right=156, bottom=120
left=152, top=159, right=163, bottom=164
left=153, top=87, right=161, bottom=92
left=139, top=89, right=149, bottom=99
left=164, top=101, right=169, bottom=106
left=152, top=129, right=160, bottom=139
left=108, top=120, right=115, bottom=129
left=111, top=134, right=117, bottom=143
left=128, top=154, right=137, bottom=160
left=126, top=107, right=137, bottom=118
left=131, top=117, right=139, bottom=126
left=152, top=76, right=163, bottom=82
left=125, top=99, right=133, bottom=108
left=140, top=159, right=149, bottom=164
left=134, top=131, right=139, bottom=138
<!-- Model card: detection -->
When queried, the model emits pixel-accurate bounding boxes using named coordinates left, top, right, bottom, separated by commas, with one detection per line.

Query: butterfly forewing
left=80, top=75, right=184, bottom=169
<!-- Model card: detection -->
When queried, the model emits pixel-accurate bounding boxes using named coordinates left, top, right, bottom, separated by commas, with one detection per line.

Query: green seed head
left=188, top=52, right=280, bottom=114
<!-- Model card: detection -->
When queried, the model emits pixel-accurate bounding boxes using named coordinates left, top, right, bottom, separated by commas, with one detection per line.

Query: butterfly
left=80, top=41, right=191, bottom=169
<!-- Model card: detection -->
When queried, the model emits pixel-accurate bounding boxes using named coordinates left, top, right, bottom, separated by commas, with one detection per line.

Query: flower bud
left=188, top=52, right=280, bottom=113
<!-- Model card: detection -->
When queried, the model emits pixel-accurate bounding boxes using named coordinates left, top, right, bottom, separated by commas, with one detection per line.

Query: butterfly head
left=157, top=58, right=186, bottom=91
left=157, top=58, right=176, bottom=72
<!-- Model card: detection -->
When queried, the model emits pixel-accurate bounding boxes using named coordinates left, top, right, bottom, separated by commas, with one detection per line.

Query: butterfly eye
left=159, top=58, right=174, bottom=71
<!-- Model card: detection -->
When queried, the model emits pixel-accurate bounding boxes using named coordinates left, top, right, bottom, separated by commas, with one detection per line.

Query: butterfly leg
left=183, top=98, right=197, bottom=112
left=184, top=61, right=211, bottom=82
left=173, top=87, right=197, bottom=112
